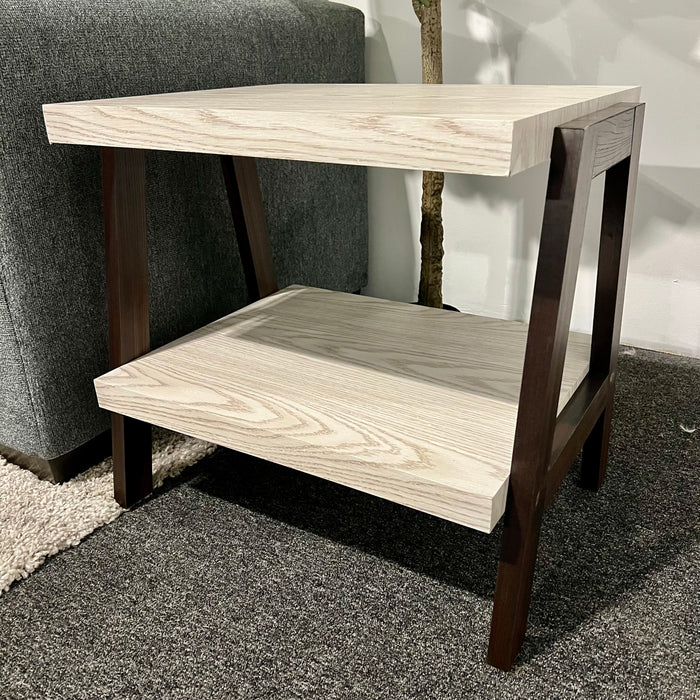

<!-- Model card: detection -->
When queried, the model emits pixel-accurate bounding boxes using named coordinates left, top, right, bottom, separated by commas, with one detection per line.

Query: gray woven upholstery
left=0, top=0, right=367, bottom=460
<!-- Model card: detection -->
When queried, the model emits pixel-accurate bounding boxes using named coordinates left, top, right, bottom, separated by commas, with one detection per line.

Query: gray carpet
left=0, top=348, right=698, bottom=699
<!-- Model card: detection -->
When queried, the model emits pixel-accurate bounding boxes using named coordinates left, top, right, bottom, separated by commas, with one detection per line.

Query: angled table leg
left=102, top=147, right=152, bottom=508
left=487, top=103, right=644, bottom=671
left=221, top=155, right=278, bottom=300
left=487, top=124, right=596, bottom=670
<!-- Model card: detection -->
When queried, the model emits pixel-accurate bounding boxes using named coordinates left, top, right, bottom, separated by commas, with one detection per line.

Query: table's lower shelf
left=95, top=285, right=590, bottom=532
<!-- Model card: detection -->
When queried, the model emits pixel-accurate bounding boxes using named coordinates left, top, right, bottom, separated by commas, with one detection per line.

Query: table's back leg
left=221, top=155, right=278, bottom=301
left=102, top=147, right=153, bottom=507
left=581, top=105, right=645, bottom=490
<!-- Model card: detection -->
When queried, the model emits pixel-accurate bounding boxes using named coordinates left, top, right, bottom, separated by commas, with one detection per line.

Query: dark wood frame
left=101, top=103, right=644, bottom=670
left=488, top=103, right=645, bottom=669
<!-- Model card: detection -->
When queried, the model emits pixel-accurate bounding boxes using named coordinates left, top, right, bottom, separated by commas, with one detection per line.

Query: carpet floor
left=0, top=348, right=698, bottom=699
left=0, top=430, right=216, bottom=594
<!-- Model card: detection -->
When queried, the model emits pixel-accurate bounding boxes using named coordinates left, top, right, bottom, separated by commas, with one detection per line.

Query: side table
left=43, top=84, right=644, bottom=670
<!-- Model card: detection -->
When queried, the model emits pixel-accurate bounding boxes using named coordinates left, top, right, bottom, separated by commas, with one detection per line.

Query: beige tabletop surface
left=44, top=83, right=641, bottom=176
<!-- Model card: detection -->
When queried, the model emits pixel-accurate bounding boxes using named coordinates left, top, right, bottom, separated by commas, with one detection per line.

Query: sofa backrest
left=0, top=0, right=367, bottom=459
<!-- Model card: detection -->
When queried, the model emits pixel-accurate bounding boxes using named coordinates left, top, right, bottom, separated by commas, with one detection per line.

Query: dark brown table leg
left=221, top=155, right=278, bottom=300
left=582, top=106, right=645, bottom=490
left=487, top=124, right=596, bottom=671
left=102, top=147, right=152, bottom=508
left=487, top=103, right=644, bottom=671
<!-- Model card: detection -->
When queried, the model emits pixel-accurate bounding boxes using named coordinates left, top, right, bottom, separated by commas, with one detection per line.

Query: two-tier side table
left=43, top=84, right=644, bottom=670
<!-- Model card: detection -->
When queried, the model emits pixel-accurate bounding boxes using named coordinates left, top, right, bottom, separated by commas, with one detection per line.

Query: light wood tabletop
left=94, top=286, right=590, bottom=533
left=43, top=83, right=640, bottom=176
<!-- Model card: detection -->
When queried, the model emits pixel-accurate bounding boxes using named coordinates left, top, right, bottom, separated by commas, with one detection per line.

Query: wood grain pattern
left=93, top=286, right=590, bottom=532
left=44, top=84, right=640, bottom=176
left=591, top=110, right=635, bottom=177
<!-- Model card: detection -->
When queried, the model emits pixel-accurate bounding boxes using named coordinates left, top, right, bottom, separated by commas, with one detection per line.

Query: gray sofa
left=0, top=0, right=368, bottom=480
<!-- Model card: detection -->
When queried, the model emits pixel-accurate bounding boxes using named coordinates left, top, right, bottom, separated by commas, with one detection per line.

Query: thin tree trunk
left=413, top=0, right=445, bottom=308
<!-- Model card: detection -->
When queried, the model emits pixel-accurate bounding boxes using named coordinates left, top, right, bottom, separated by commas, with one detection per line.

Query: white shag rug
left=0, top=429, right=216, bottom=595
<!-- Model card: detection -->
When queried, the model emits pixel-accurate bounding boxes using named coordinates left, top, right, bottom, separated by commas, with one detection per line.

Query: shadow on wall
left=442, top=162, right=550, bottom=321
left=458, top=0, right=700, bottom=81
left=626, top=165, right=700, bottom=355
left=444, top=162, right=700, bottom=323
left=635, top=166, right=699, bottom=254
left=448, top=2, right=700, bottom=332
left=360, top=0, right=699, bottom=345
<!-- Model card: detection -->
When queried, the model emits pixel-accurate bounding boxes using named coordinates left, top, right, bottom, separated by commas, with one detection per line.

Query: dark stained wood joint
left=591, top=110, right=635, bottom=178
left=563, top=102, right=637, bottom=179
left=546, top=372, right=610, bottom=507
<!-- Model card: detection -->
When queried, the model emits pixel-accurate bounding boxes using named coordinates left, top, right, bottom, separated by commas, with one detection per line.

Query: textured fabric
left=0, top=0, right=368, bottom=460
left=0, top=349, right=698, bottom=697
left=0, top=428, right=215, bottom=594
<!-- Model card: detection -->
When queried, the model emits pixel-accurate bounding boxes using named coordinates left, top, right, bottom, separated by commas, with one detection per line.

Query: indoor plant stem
left=413, top=0, right=445, bottom=309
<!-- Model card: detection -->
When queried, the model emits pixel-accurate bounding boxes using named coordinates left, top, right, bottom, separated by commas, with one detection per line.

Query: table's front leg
left=488, top=103, right=643, bottom=671
left=487, top=124, right=596, bottom=671
left=102, top=147, right=152, bottom=507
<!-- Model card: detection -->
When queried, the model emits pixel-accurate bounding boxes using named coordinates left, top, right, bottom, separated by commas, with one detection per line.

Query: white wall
left=337, top=0, right=700, bottom=357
